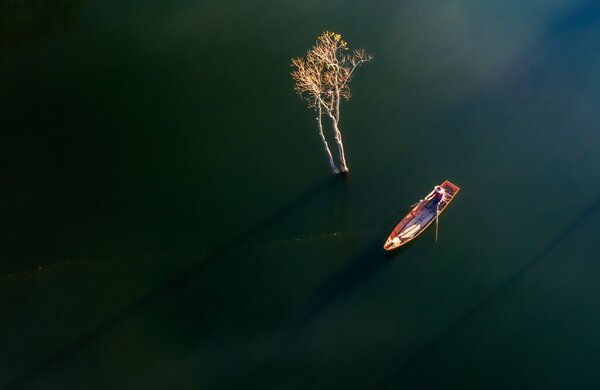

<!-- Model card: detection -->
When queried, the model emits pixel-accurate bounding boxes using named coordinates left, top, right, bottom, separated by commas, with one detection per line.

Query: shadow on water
left=299, top=198, right=429, bottom=324
left=383, top=237, right=422, bottom=262
left=378, top=196, right=600, bottom=389
left=301, top=213, right=428, bottom=326
left=302, top=240, right=385, bottom=324
left=4, top=176, right=340, bottom=388
left=329, top=173, right=349, bottom=226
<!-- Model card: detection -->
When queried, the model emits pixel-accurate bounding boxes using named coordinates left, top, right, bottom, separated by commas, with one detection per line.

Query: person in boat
left=433, top=185, right=445, bottom=202
left=424, top=185, right=445, bottom=203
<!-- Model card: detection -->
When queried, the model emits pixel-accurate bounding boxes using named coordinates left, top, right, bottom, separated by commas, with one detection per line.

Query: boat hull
left=384, top=180, right=460, bottom=251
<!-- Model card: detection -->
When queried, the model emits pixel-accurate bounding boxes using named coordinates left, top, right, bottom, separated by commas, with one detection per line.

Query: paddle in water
left=435, top=200, right=440, bottom=242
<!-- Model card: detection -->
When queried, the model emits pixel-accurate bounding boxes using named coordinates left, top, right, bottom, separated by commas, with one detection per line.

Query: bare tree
left=291, top=31, right=372, bottom=174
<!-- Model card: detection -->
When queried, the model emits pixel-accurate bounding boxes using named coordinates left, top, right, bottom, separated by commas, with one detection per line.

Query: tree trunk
left=317, top=103, right=339, bottom=174
left=328, top=114, right=349, bottom=173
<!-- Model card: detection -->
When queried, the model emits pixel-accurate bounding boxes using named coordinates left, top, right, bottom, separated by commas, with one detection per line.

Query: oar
left=410, top=200, right=422, bottom=208
left=435, top=201, right=440, bottom=242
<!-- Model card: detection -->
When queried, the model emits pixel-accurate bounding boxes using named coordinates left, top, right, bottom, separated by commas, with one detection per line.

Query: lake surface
left=2, top=0, right=600, bottom=388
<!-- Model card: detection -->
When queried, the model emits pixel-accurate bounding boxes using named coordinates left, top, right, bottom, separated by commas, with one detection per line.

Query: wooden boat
left=384, top=180, right=460, bottom=251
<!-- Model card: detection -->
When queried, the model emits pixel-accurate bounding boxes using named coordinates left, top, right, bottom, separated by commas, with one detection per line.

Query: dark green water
left=2, top=0, right=600, bottom=388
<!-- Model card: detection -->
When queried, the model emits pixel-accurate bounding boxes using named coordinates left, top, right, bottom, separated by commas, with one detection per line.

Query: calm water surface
left=2, top=0, right=600, bottom=388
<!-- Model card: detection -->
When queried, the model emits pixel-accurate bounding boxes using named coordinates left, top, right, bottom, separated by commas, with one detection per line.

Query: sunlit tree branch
left=291, top=31, right=372, bottom=174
